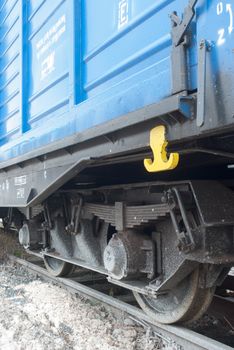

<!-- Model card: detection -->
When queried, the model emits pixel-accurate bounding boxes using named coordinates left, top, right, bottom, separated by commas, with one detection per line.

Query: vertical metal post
left=171, top=44, right=188, bottom=94
left=19, top=0, right=29, bottom=133
left=197, top=40, right=208, bottom=127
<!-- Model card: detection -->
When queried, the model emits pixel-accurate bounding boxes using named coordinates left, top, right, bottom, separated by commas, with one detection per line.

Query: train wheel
left=133, top=268, right=214, bottom=324
left=44, top=256, right=74, bottom=277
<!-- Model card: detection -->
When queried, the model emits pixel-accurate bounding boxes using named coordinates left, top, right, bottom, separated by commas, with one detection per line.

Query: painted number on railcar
left=118, top=0, right=129, bottom=30
left=14, top=176, right=27, bottom=186
left=16, top=188, right=25, bottom=199
left=0, top=180, right=9, bottom=192
left=217, top=2, right=233, bottom=46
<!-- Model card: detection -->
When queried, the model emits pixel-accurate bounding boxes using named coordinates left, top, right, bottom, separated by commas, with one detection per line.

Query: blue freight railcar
left=0, top=0, right=234, bottom=325
left=1, top=0, right=192, bottom=160
left=0, top=0, right=233, bottom=162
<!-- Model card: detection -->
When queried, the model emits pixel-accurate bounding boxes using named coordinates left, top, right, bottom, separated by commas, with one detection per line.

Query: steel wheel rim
left=134, top=269, right=206, bottom=324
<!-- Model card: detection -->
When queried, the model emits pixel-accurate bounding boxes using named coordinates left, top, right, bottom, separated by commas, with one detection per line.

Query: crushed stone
left=0, top=264, right=174, bottom=350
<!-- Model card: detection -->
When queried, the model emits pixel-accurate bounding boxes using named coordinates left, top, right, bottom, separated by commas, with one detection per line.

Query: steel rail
left=8, top=255, right=233, bottom=350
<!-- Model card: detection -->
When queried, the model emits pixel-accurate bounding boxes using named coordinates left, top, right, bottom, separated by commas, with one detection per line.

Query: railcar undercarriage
left=16, top=179, right=234, bottom=324
left=0, top=0, right=233, bottom=328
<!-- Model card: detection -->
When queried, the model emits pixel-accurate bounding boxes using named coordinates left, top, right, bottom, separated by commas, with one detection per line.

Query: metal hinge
left=170, top=0, right=198, bottom=94
left=171, top=0, right=198, bottom=46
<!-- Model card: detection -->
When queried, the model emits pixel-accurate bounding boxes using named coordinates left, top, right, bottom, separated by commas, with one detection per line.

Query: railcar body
left=0, top=0, right=234, bottom=324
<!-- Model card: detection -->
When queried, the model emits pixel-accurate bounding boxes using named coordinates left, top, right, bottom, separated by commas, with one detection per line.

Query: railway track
left=8, top=255, right=234, bottom=350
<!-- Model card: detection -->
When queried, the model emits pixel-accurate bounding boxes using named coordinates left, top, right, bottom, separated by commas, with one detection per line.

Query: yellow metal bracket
left=144, top=125, right=179, bottom=173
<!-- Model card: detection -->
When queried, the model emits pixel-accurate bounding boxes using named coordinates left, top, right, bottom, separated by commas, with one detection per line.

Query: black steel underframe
left=0, top=92, right=193, bottom=171
left=0, top=88, right=233, bottom=173
left=0, top=90, right=233, bottom=208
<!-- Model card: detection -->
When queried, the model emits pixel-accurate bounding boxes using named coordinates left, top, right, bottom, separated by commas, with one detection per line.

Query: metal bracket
left=179, top=95, right=196, bottom=119
left=144, top=125, right=179, bottom=173
left=167, top=187, right=196, bottom=252
left=115, top=202, right=125, bottom=231
left=148, top=260, right=199, bottom=293
left=107, top=277, right=158, bottom=298
left=170, top=0, right=198, bottom=94
left=171, top=0, right=198, bottom=47
left=197, top=40, right=210, bottom=127
left=43, top=202, right=53, bottom=230
left=65, top=197, right=83, bottom=235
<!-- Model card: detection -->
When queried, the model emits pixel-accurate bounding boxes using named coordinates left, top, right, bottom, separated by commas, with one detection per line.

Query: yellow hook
left=144, top=125, right=179, bottom=173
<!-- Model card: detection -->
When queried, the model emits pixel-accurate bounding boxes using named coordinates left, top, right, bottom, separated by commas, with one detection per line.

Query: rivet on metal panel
left=144, top=126, right=179, bottom=173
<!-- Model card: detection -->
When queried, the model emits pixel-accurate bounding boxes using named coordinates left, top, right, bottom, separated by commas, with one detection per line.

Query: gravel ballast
left=0, top=264, right=172, bottom=350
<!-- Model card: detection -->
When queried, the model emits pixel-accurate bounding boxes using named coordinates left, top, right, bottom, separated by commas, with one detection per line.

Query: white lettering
left=36, top=15, right=66, bottom=60
left=217, top=2, right=223, bottom=15
left=17, top=188, right=25, bottom=199
left=41, top=51, right=55, bottom=80
left=118, top=0, right=129, bottom=30
left=217, top=28, right=226, bottom=45
left=14, top=175, right=27, bottom=186
left=226, top=4, right=233, bottom=34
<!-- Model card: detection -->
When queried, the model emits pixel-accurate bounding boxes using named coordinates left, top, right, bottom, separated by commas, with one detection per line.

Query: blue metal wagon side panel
left=0, top=0, right=21, bottom=144
left=0, top=0, right=233, bottom=163
left=27, top=0, right=70, bottom=130
left=196, top=1, right=234, bottom=128
left=0, top=0, right=197, bottom=162
left=83, top=0, right=192, bottom=97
